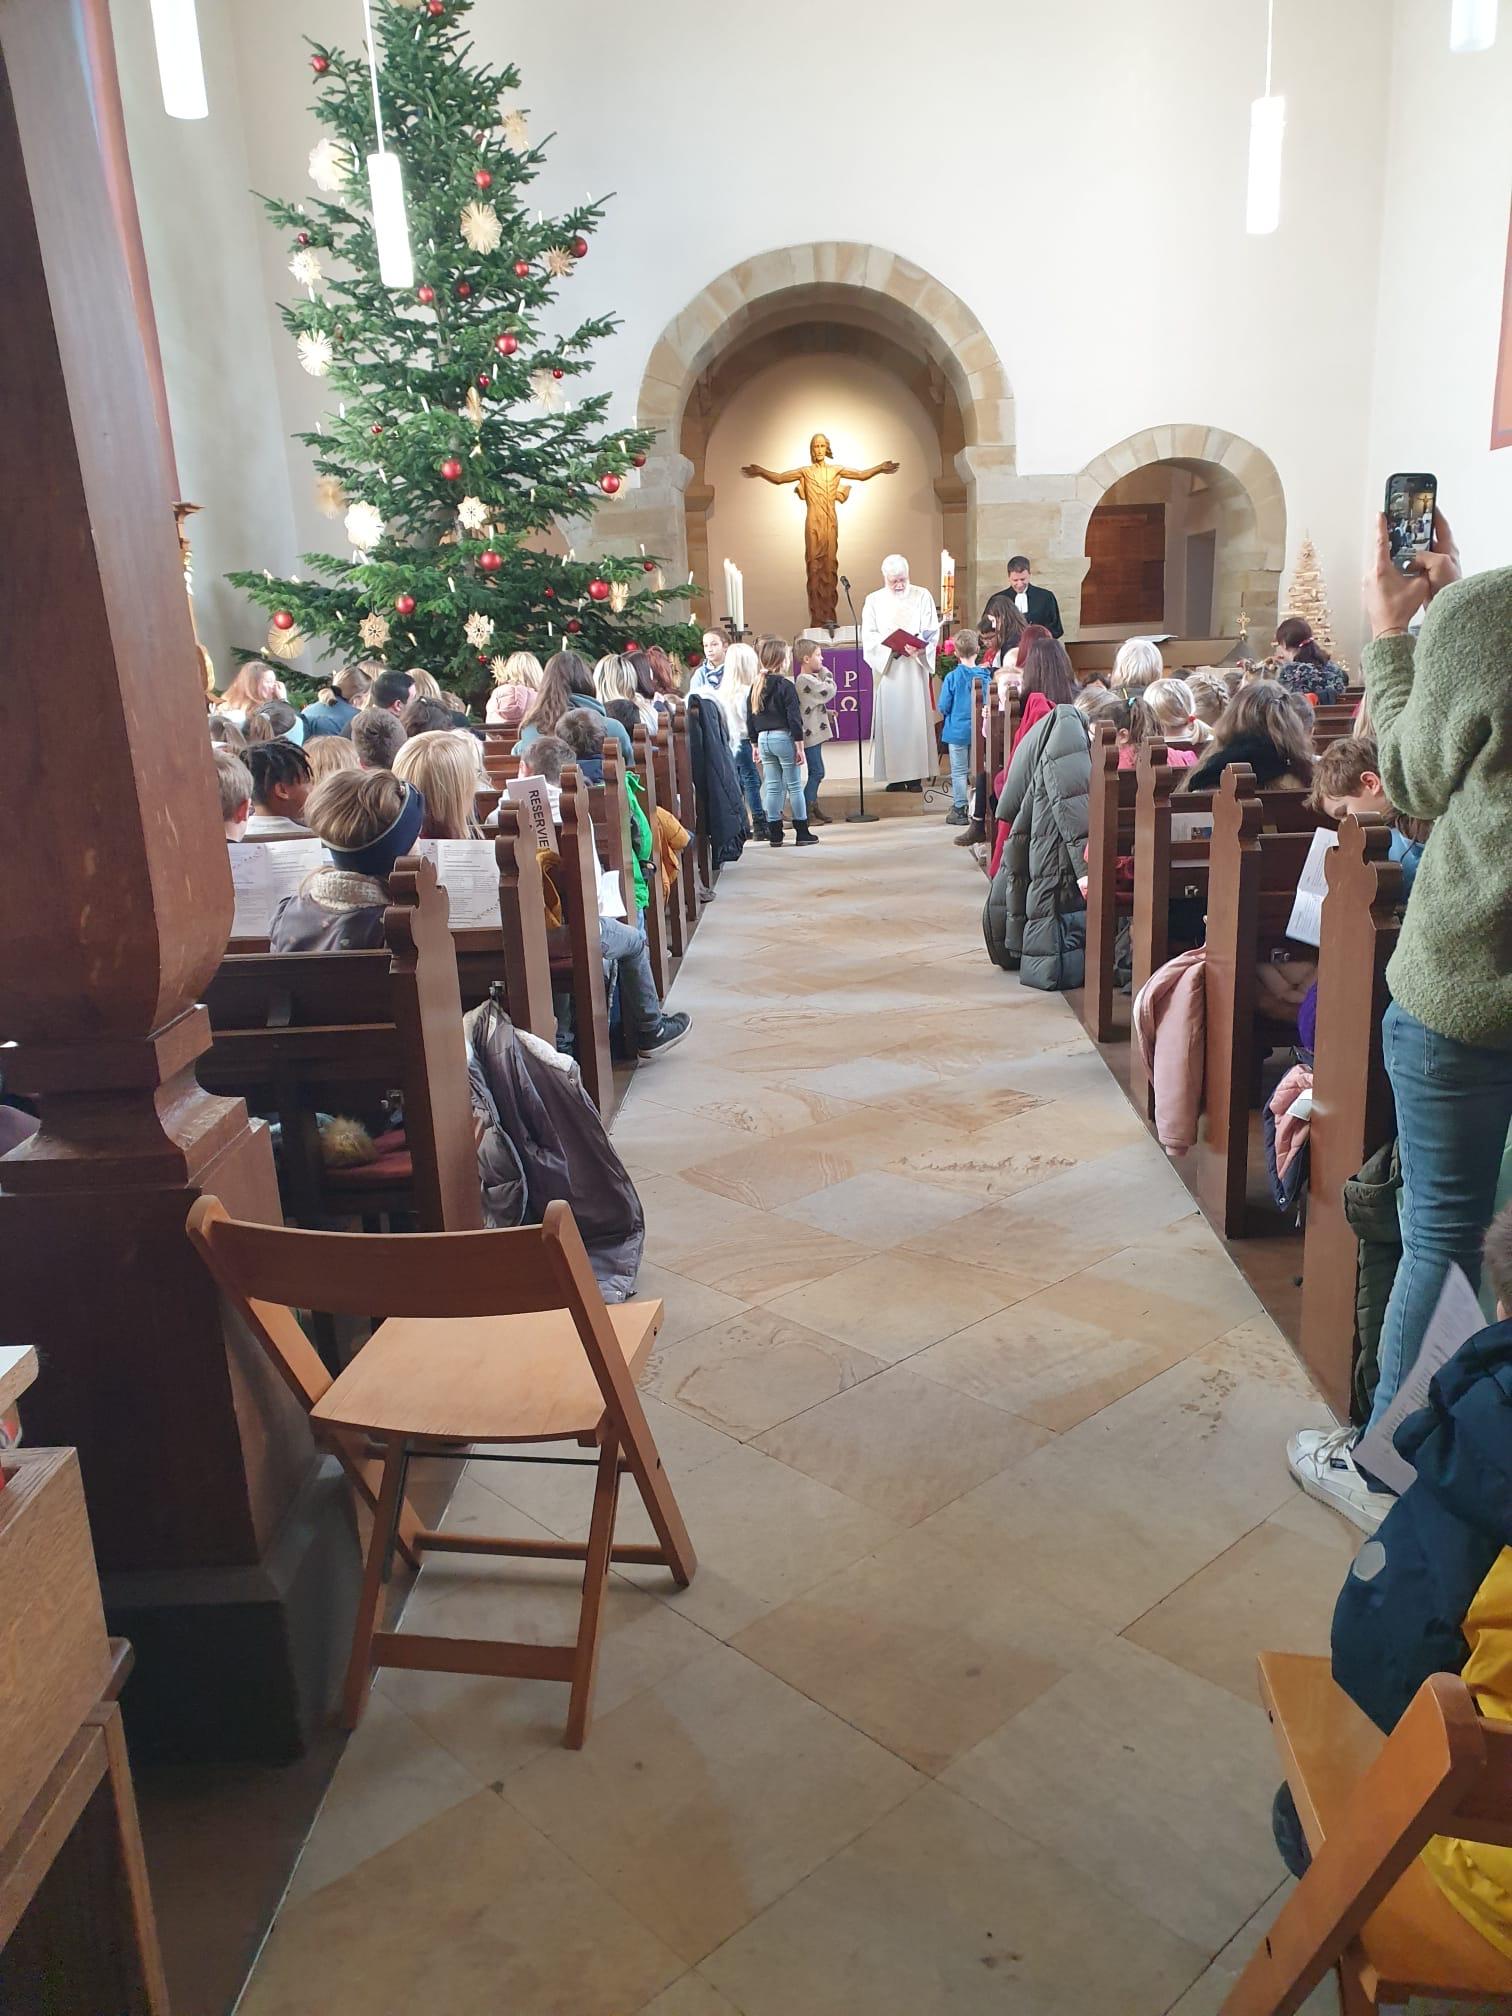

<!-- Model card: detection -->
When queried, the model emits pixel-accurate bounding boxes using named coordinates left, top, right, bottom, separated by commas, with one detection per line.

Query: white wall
left=702, top=356, right=943, bottom=638
left=1365, top=4, right=1512, bottom=584
left=111, top=0, right=1510, bottom=674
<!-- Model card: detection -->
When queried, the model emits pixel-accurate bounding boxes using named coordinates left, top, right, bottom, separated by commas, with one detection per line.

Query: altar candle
left=940, top=548, right=957, bottom=622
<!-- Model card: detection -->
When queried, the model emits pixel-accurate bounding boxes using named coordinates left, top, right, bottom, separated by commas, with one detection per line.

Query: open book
left=1355, top=1264, right=1485, bottom=1497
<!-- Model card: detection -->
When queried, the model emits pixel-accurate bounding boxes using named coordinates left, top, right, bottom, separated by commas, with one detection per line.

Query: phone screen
left=1385, top=472, right=1437, bottom=574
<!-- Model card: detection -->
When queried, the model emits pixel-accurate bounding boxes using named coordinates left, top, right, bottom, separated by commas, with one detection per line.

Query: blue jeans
left=804, top=740, right=827, bottom=814
left=947, top=740, right=970, bottom=809
left=1368, top=1000, right=1512, bottom=1430
left=596, top=914, right=662, bottom=1042
left=757, top=731, right=806, bottom=824
left=733, top=740, right=764, bottom=829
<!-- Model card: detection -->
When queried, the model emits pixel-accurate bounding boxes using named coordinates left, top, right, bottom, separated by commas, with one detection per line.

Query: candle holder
left=721, top=617, right=747, bottom=643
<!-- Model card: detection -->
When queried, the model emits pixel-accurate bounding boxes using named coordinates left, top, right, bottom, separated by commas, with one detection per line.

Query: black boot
left=753, top=813, right=769, bottom=840
left=768, top=824, right=785, bottom=846
left=794, top=820, right=819, bottom=846
left=954, top=817, right=986, bottom=847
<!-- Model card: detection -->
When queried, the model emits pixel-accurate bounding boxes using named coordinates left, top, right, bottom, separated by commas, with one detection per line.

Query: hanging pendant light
left=149, top=0, right=208, bottom=120
left=1450, top=0, right=1498, bottom=51
left=1246, top=0, right=1285, bottom=236
left=360, top=0, right=415, bottom=288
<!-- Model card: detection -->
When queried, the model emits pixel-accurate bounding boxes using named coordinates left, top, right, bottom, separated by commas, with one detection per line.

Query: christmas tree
left=228, top=0, right=694, bottom=702
left=1283, top=533, right=1345, bottom=670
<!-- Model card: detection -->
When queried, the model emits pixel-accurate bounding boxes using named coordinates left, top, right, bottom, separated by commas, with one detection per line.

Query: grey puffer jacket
left=982, top=704, right=1091, bottom=991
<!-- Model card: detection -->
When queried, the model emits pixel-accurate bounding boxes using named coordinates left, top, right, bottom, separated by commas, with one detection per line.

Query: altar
left=813, top=627, right=873, bottom=742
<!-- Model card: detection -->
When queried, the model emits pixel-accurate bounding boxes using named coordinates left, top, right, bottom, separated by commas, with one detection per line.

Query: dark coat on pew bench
left=984, top=704, right=1091, bottom=992
left=686, top=695, right=748, bottom=866
left=464, top=998, right=645, bottom=1301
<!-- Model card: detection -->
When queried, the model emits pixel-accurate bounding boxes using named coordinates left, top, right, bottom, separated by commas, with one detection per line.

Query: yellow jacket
left=1422, top=1547, right=1512, bottom=1958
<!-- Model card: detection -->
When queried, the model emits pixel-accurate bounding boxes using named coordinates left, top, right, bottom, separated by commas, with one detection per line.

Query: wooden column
left=0, top=0, right=358, bottom=1761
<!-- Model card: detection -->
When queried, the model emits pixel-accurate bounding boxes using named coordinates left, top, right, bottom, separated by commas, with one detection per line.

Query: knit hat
left=325, top=781, right=426, bottom=876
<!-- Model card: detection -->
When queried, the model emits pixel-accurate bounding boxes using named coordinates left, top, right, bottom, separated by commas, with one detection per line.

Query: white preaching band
left=860, top=554, right=938, bottom=790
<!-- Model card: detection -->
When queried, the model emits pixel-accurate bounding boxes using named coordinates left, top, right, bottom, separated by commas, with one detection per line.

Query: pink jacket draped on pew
left=1132, top=947, right=1207, bottom=1155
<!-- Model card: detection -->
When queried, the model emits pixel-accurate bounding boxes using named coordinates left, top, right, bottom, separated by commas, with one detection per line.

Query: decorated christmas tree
left=228, top=0, right=694, bottom=701
left=1283, top=533, right=1345, bottom=670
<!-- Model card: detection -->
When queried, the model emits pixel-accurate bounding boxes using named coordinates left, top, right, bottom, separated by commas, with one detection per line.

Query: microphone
left=839, top=575, right=850, bottom=592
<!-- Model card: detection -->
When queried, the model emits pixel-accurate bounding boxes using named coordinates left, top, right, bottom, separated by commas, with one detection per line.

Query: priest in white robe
left=861, top=554, right=939, bottom=788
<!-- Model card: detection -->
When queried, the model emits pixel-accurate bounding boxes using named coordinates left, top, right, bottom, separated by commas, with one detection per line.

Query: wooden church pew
left=1198, top=771, right=1318, bottom=1238
left=556, top=766, right=616, bottom=1121
left=585, top=745, right=637, bottom=928
left=1128, top=754, right=1319, bottom=1116
left=671, top=700, right=707, bottom=934
left=199, top=856, right=483, bottom=1234
left=1081, top=724, right=1142, bottom=1042
left=1298, top=818, right=1402, bottom=1418
left=650, top=715, right=690, bottom=962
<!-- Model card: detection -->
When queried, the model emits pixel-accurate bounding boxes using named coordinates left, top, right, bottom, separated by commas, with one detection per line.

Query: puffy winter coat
left=463, top=997, right=645, bottom=1300
left=1332, top=1317, right=1512, bottom=1959
left=686, top=694, right=747, bottom=867
left=986, top=704, right=1091, bottom=992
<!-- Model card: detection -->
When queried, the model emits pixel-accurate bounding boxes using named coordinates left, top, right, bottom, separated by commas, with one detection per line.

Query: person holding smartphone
left=1287, top=508, right=1512, bottom=1533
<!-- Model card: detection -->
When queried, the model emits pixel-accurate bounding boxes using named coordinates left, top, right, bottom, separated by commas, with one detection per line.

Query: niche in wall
left=1081, top=458, right=1265, bottom=640
left=683, top=321, right=962, bottom=637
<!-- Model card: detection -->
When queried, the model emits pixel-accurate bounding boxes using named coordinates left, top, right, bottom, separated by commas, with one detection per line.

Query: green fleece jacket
left=1363, top=565, right=1512, bottom=1050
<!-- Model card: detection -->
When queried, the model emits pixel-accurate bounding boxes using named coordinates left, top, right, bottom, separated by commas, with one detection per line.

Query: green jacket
left=1363, top=567, right=1512, bottom=1050
left=625, top=773, right=653, bottom=915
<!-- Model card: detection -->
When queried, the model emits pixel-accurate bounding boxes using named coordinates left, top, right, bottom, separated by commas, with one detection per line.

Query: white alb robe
left=861, top=582, right=939, bottom=783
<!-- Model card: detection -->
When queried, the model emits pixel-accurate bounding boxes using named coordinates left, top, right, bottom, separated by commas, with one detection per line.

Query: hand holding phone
left=1384, top=472, right=1438, bottom=575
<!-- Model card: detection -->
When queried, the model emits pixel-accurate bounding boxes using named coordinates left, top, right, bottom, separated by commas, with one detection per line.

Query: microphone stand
left=841, top=576, right=878, bottom=824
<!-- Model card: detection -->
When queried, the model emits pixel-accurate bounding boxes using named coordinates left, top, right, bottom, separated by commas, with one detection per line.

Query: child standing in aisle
left=747, top=637, right=816, bottom=847
left=793, top=637, right=837, bottom=825
left=935, top=627, right=983, bottom=826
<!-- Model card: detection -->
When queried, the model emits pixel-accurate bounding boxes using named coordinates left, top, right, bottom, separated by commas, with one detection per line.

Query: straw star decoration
left=359, top=612, right=392, bottom=650
left=529, top=369, right=565, bottom=411
left=344, top=500, right=385, bottom=551
left=296, top=330, right=334, bottom=378
left=289, top=248, right=323, bottom=289
left=464, top=611, right=495, bottom=650
left=314, top=474, right=347, bottom=519
left=544, top=246, right=574, bottom=279
left=265, top=620, right=306, bottom=660
left=457, top=494, right=490, bottom=532
left=308, top=137, right=352, bottom=194
left=460, top=200, right=503, bottom=255
left=502, top=110, right=530, bottom=151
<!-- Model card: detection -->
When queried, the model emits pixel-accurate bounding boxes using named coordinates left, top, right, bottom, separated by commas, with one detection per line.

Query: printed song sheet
left=228, top=838, right=323, bottom=940
left=1285, top=828, right=1339, bottom=948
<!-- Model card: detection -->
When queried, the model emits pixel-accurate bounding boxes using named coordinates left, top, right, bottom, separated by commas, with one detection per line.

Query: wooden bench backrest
left=650, top=715, right=689, bottom=959
left=200, top=857, right=482, bottom=1233
left=1081, top=725, right=1144, bottom=1041
left=557, top=766, right=614, bottom=1120
left=670, top=700, right=703, bottom=932
left=1199, top=771, right=1319, bottom=1236
left=1298, top=818, right=1402, bottom=1416
left=586, top=747, right=636, bottom=925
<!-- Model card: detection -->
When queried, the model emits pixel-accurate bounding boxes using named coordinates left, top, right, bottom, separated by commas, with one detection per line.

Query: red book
left=881, top=628, right=926, bottom=654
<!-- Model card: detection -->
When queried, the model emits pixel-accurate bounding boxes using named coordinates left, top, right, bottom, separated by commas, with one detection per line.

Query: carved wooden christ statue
left=743, top=432, right=898, bottom=628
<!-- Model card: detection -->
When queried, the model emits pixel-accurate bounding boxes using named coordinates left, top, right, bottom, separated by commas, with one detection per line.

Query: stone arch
left=1076, top=424, right=1287, bottom=646
left=610, top=244, right=1020, bottom=626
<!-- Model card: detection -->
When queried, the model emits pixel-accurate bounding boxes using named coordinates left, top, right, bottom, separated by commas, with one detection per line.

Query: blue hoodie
left=936, top=663, right=985, bottom=748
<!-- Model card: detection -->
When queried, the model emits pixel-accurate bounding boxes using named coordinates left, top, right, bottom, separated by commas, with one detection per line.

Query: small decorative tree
left=228, top=0, right=694, bottom=702
left=1284, top=533, right=1345, bottom=669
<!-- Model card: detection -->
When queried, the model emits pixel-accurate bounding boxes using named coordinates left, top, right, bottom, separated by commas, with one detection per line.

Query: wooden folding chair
left=1220, top=1653, right=1512, bottom=2014
left=187, top=1196, right=696, bottom=1748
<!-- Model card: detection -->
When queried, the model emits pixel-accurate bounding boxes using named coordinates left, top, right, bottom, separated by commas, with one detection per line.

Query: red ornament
left=440, top=457, right=463, bottom=481
left=494, top=331, right=519, bottom=356
left=632, top=451, right=648, bottom=467
left=271, top=609, right=295, bottom=631
left=642, top=560, right=656, bottom=573
left=570, top=235, right=589, bottom=258
left=474, top=169, right=493, bottom=189
left=587, top=579, right=611, bottom=602
left=544, top=586, right=555, bottom=598
left=624, top=642, right=640, bottom=654
left=370, top=423, right=384, bottom=436
left=296, top=230, right=312, bottom=246
left=426, top=0, right=445, bottom=13
left=551, top=367, right=565, bottom=380
left=416, top=284, right=435, bottom=304
left=478, top=549, right=503, bottom=574
left=477, top=653, right=488, bottom=665
left=476, top=372, right=491, bottom=388
left=598, top=472, right=622, bottom=496
left=310, top=53, right=329, bottom=73
left=513, top=259, right=531, bottom=278
left=394, top=594, right=416, bottom=616
left=455, top=280, right=472, bottom=298
left=566, top=618, right=582, bottom=633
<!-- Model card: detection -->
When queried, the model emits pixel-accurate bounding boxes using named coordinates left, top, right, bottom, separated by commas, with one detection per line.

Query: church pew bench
left=631, top=724, right=676, bottom=997
left=199, top=857, right=483, bottom=1234
left=651, top=715, right=690, bottom=961
left=1199, top=770, right=1319, bottom=1238
left=554, top=767, right=617, bottom=1122
left=584, top=746, right=637, bottom=936
left=1081, top=724, right=1142, bottom=1043
left=1128, top=753, right=1319, bottom=1117
left=670, top=700, right=708, bottom=932
left=1298, top=818, right=1401, bottom=1419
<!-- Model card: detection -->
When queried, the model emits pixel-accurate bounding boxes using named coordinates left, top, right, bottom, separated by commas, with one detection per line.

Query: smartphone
left=1384, top=472, right=1437, bottom=574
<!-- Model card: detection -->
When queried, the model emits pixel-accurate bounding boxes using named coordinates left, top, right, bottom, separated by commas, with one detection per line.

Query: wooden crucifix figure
left=743, top=431, right=898, bottom=628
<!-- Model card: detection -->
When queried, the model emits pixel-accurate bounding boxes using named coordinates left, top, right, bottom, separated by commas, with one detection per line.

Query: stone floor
left=237, top=816, right=1356, bottom=2016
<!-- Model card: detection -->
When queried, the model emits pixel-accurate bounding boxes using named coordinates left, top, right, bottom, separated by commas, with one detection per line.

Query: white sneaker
left=1286, top=1426, right=1392, bottom=1534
